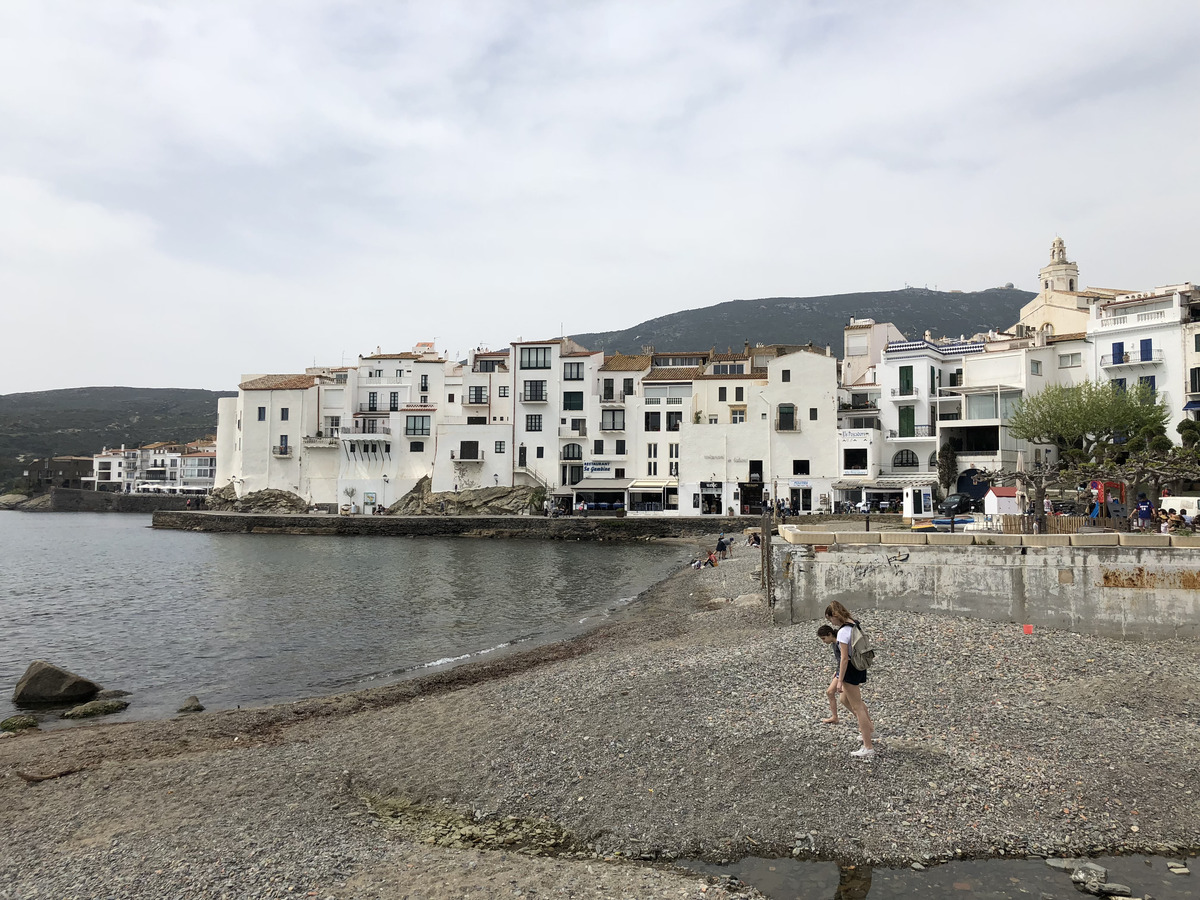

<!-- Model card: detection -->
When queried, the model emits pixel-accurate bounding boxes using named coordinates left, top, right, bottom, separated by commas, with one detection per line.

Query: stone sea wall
left=772, top=541, right=1200, bottom=639
left=152, top=510, right=764, bottom=540
left=49, top=488, right=195, bottom=513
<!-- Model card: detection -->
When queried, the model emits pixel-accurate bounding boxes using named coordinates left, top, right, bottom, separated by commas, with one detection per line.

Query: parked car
left=938, top=493, right=979, bottom=516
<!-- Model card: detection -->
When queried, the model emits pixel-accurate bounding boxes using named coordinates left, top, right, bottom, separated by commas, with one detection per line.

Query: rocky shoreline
left=2, top=544, right=1199, bottom=898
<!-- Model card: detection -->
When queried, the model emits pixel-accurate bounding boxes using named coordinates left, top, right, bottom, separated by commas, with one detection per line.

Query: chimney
left=825, top=345, right=831, bottom=356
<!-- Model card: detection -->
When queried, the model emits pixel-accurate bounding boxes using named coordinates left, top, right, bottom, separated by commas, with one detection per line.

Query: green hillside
left=571, top=287, right=1035, bottom=354
left=0, top=387, right=234, bottom=491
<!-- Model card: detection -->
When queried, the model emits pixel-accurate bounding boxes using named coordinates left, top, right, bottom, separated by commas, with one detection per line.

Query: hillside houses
left=215, top=239, right=1200, bottom=516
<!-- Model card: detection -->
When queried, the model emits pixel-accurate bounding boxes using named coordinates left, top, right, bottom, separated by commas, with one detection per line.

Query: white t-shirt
left=836, top=624, right=853, bottom=648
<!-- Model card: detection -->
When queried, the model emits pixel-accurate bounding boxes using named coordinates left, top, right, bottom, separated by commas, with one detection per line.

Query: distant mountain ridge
left=0, top=387, right=234, bottom=491
left=570, top=287, right=1035, bottom=355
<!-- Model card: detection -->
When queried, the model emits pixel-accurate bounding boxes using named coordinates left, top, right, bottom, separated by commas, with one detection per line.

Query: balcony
left=358, top=403, right=397, bottom=413
left=837, top=401, right=878, bottom=411
left=559, top=424, right=587, bottom=438
left=303, top=434, right=340, bottom=447
left=341, top=423, right=392, bottom=435
left=361, top=376, right=405, bottom=385
left=521, top=391, right=548, bottom=403
left=463, top=394, right=489, bottom=406
left=887, top=425, right=936, bottom=439
left=601, top=392, right=629, bottom=405
left=890, top=386, right=921, bottom=398
left=450, top=450, right=485, bottom=462
left=272, top=445, right=293, bottom=457
left=775, top=418, right=799, bottom=432
left=1100, top=349, right=1164, bottom=367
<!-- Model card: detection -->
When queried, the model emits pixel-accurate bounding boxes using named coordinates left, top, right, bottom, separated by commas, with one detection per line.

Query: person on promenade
left=1136, top=493, right=1153, bottom=530
left=817, top=624, right=846, bottom=724
left=826, top=600, right=875, bottom=759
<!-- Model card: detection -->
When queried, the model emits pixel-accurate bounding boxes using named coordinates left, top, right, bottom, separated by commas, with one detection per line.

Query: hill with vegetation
left=0, top=387, right=234, bottom=491
left=570, top=287, right=1035, bottom=355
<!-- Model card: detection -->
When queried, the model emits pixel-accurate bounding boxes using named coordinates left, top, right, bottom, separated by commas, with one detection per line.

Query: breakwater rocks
left=152, top=509, right=768, bottom=540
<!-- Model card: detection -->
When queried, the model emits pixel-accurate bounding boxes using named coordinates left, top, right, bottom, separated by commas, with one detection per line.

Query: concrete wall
left=152, top=510, right=763, bottom=541
left=50, top=488, right=195, bottom=513
left=772, top=542, right=1200, bottom=639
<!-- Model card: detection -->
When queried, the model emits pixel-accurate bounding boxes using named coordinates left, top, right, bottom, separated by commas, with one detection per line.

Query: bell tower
left=1038, top=236, right=1080, bottom=293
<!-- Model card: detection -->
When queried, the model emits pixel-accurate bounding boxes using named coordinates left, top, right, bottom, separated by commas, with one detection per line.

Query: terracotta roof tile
left=239, top=374, right=318, bottom=391
left=643, top=366, right=704, bottom=381
left=600, top=354, right=652, bottom=372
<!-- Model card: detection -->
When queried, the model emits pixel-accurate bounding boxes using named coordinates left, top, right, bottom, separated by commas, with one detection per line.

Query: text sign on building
left=841, top=430, right=873, bottom=441
left=789, top=480, right=811, bottom=488
left=700, top=481, right=722, bottom=491
left=583, top=460, right=613, bottom=477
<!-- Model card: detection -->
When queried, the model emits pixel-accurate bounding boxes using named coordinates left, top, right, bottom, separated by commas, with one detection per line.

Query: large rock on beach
left=386, top=475, right=537, bottom=516
left=60, top=699, right=129, bottom=719
left=206, top=484, right=308, bottom=514
left=177, top=695, right=205, bottom=713
left=12, top=660, right=100, bottom=705
left=0, top=715, right=38, bottom=732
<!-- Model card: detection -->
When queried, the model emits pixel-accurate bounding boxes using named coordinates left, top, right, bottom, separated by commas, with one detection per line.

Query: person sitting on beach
left=703, top=550, right=719, bottom=567
left=817, top=624, right=847, bottom=725
left=746, top=531, right=761, bottom=548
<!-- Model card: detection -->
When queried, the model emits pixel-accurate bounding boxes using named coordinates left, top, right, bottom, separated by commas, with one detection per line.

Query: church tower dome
left=1039, top=236, right=1080, bottom=293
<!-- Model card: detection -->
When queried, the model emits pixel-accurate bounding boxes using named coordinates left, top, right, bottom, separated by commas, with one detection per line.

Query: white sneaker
left=850, top=746, right=875, bottom=759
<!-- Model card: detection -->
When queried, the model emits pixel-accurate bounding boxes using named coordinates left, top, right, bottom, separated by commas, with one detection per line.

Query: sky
left=2, top=1, right=1199, bottom=394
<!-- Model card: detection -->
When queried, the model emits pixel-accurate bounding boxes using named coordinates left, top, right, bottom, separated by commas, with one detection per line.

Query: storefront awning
left=1183, top=400, right=1200, bottom=411
left=571, top=478, right=633, bottom=492
left=628, top=478, right=676, bottom=490
left=873, top=477, right=937, bottom=488
left=832, top=479, right=872, bottom=490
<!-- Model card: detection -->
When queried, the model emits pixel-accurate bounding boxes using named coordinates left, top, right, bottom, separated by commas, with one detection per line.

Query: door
left=899, top=366, right=913, bottom=395
left=898, top=406, right=915, bottom=438
left=518, top=445, right=527, bottom=468
left=1139, top=338, right=1152, bottom=363
left=1111, top=341, right=1124, bottom=363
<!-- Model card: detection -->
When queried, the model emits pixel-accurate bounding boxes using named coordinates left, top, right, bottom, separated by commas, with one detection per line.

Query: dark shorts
left=841, top=664, right=867, bottom=686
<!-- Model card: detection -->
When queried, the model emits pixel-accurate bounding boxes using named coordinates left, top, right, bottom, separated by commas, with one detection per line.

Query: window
left=390, top=392, right=399, bottom=411
left=466, top=416, right=487, bottom=425
left=668, top=443, right=679, bottom=458
left=475, top=359, right=498, bottom=373
left=781, top=369, right=790, bottom=382
left=615, top=439, right=626, bottom=454
left=844, top=448, right=868, bottom=470
left=793, top=459, right=810, bottom=475
left=666, top=411, right=682, bottom=431
left=536, top=446, right=544, bottom=458
left=708, top=415, right=718, bottom=424
left=1191, top=367, right=1200, bottom=393
left=498, top=385, right=510, bottom=398
left=1058, top=353, right=1082, bottom=368
left=384, top=443, right=391, bottom=454
left=520, top=347, right=552, bottom=369
left=1030, top=359, right=1042, bottom=376
left=257, top=407, right=266, bottom=421
left=523, top=380, right=547, bottom=401
left=893, top=449, right=919, bottom=468
left=1195, top=334, right=1200, bottom=353
left=280, top=407, right=289, bottom=421
left=562, top=443, right=583, bottom=460
left=615, top=467, right=625, bottom=478
left=525, top=414, right=543, bottom=432
left=809, top=407, right=818, bottom=421
left=648, top=442, right=658, bottom=457
left=1112, top=378, right=1126, bottom=392
left=718, top=387, right=727, bottom=402
left=563, top=391, right=583, bottom=410
left=468, top=386, right=487, bottom=404
left=647, top=443, right=658, bottom=476
left=1139, top=375, right=1156, bottom=395
left=419, top=374, right=429, bottom=392
left=645, top=411, right=661, bottom=431
left=623, top=378, right=634, bottom=397
left=368, top=391, right=378, bottom=411
left=898, top=366, right=914, bottom=396
left=495, top=441, right=506, bottom=454
left=735, top=387, right=744, bottom=402
left=966, top=394, right=997, bottom=419
left=712, top=363, right=744, bottom=375
left=405, top=415, right=431, bottom=436
left=731, top=408, right=746, bottom=424
left=778, top=404, right=796, bottom=431
left=563, top=362, right=584, bottom=381
left=448, top=394, right=454, bottom=403
left=410, top=441, right=424, bottom=452
left=601, top=409, right=625, bottom=431
left=594, top=439, right=604, bottom=454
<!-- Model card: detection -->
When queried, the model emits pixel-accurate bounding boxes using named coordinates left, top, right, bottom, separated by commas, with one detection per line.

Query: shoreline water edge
left=3, top=542, right=1199, bottom=898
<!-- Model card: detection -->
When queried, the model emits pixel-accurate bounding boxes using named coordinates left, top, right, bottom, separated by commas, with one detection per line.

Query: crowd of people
left=1134, top=494, right=1194, bottom=532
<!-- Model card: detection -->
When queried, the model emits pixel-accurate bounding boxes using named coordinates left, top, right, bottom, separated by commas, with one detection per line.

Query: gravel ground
left=2, top=538, right=1199, bottom=899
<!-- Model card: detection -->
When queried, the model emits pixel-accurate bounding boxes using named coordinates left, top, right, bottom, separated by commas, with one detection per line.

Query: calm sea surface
left=0, top=513, right=687, bottom=724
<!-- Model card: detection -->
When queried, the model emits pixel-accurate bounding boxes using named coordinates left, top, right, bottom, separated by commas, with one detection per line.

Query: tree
left=1000, top=381, right=1168, bottom=530
left=936, top=442, right=957, bottom=498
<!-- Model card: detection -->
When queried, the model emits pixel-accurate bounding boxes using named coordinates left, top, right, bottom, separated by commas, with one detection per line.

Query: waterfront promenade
left=2, top=550, right=1198, bottom=898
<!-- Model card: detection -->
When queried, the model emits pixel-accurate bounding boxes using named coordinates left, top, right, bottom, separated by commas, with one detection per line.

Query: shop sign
left=583, top=460, right=612, bottom=477
left=842, top=430, right=872, bottom=441
left=789, top=480, right=811, bottom=488
left=700, top=481, right=722, bottom=491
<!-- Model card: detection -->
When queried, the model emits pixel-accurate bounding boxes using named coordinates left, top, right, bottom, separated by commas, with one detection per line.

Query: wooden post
left=761, top=506, right=772, bottom=604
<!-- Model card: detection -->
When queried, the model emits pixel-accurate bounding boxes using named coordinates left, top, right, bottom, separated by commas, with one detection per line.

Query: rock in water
left=12, top=660, right=101, bottom=704
left=177, top=695, right=205, bottom=713
left=94, top=689, right=131, bottom=700
left=60, top=699, right=129, bottom=719
left=1, top=715, right=38, bottom=732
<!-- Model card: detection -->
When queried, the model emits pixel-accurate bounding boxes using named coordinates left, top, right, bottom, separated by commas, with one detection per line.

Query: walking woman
left=825, top=601, right=875, bottom=759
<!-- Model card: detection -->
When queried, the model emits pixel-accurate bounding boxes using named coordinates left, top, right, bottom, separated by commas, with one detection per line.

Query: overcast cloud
left=2, top=1, right=1198, bottom=393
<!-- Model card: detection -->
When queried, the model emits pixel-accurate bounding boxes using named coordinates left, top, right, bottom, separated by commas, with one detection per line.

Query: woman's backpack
left=849, top=625, right=876, bottom=670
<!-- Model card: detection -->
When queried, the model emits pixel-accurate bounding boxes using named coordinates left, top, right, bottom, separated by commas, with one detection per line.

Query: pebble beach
left=2, top=539, right=1199, bottom=898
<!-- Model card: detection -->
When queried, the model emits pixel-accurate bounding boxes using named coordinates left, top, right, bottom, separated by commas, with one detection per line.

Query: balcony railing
left=938, top=412, right=961, bottom=421
left=521, top=391, right=548, bottom=402
left=890, top=386, right=921, bottom=398
left=887, top=425, right=936, bottom=439
left=775, top=418, right=799, bottom=431
left=449, top=450, right=485, bottom=462
left=463, top=394, right=489, bottom=405
left=361, top=376, right=405, bottom=385
left=303, top=434, right=340, bottom=446
left=272, top=445, right=293, bottom=457
left=601, top=392, right=629, bottom=405
left=837, top=401, right=878, bottom=411
left=341, top=424, right=392, bottom=435
left=559, top=424, right=587, bottom=438
left=358, top=403, right=398, bottom=413
left=1100, top=349, right=1164, bottom=366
